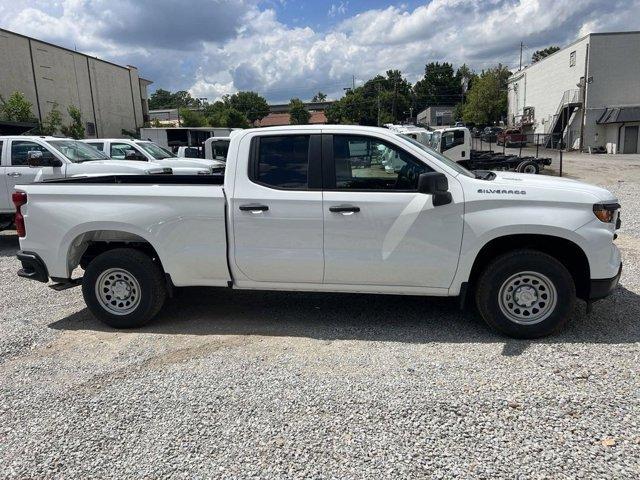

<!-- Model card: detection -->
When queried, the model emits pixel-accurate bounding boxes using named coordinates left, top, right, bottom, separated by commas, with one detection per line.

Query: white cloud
left=3, top=0, right=640, bottom=102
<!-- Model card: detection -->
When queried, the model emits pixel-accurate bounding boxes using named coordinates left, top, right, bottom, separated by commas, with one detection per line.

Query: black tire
left=475, top=249, right=576, bottom=338
left=82, top=248, right=166, bottom=328
left=517, top=160, right=540, bottom=174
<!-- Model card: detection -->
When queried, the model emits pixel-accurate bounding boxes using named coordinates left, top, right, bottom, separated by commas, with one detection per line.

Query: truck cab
left=0, top=135, right=171, bottom=230
left=428, top=127, right=471, bottom=162
left=83, top=139, right=224, bottom=174
left=203, top=137, right=231, bottom=161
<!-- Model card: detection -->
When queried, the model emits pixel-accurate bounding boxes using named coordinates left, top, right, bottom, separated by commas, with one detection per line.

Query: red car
left=497, top=128, right=527, bottom=147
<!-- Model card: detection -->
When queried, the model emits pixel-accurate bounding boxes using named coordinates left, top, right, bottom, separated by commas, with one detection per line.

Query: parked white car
left=0, top=136, right=171, bottom=230
left=82, top=139, right=224, bottom=174
left=15, top=125, right=622, bottom=338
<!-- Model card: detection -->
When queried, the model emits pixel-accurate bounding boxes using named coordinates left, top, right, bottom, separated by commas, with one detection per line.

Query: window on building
left=252, top=135, right=309, bottom=189
left=331, top=135, right=429, bottom=191
left=86, top=122, right=96, bottom=136
left=569, top=51, right=576, bottom=67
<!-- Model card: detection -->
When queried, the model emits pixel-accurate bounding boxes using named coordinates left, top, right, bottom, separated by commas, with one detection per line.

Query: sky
left=1, top=0, right=639, bottom=103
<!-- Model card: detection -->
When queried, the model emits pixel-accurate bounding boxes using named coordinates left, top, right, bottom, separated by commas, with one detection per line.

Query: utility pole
left=352, top=75, right=355, bottom=90
left=519, top=42, right=524, bottom=71
left=377, top=83, right=381, bottom=127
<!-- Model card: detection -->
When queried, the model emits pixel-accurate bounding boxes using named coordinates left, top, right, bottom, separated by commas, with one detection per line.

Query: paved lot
left=1, top=156, right=639, bottom=478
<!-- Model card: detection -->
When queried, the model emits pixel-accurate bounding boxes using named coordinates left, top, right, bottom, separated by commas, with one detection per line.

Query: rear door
left=231, top=133, right=324, bottom=284
left=5, top=139, right=63, bottom=193
left=322, top=133, right=464, bottom=288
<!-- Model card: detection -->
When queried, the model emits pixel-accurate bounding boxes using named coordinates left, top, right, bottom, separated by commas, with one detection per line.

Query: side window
left=332, top=135, right=430, bottom=191
left=569, top=51, right=576, bottom=67
left=87, top=142, right=104, bottom=152
left=10, top=141, right=55, bottom=166
left=252, top=135, right=309, bottom=189
left=111, top=143, right=137, bottom=160
left=441, top=130, right=465, bottom=152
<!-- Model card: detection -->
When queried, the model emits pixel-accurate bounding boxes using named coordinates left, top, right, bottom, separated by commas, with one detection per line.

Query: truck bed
left=16, top=178, right=230, bottom=287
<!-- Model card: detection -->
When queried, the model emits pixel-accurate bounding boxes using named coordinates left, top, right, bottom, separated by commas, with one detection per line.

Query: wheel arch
left=466, top=233, right=591, bottom=301
left=65, top=228, right=165, bottom=277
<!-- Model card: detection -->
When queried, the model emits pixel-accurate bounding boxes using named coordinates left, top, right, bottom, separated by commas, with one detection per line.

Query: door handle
left=329, top=205, right=360, bottom=214
left=7, top=172, right=22, bottom=177
left=239, top=203, right=269, bottom=213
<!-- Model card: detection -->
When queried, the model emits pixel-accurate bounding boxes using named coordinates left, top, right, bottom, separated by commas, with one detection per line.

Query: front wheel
left=82, top=248, right=167, bottom=328
left=475, top=250, right=576, bottom=338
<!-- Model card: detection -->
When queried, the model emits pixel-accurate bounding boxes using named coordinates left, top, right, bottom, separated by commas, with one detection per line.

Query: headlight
left=593, top=203, right=620, bottom=224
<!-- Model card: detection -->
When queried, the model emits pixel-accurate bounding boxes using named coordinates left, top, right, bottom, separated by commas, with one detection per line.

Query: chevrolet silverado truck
left=14, top=125, right=622, bottom=338
left=0, top=136, right=172, bottom=231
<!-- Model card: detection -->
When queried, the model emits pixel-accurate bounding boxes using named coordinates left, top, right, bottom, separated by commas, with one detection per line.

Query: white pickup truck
left=14, top=125, right=622, bottom=338
left=82, top=139, right=224, bottom=174
left=0, top=136, right=172, bottom=231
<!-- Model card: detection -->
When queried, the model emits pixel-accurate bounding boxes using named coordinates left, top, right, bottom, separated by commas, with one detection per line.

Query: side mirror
left=418, top=172, right=452, bottom=206
left=27, top=151, right=63, bottom=168
left=125, top=149, right=144, bottom=161
left=27, top=150, right=43, bottom=167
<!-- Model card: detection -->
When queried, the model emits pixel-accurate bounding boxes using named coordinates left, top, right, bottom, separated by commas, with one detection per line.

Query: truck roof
left=0, top=135, right=72, bottom=141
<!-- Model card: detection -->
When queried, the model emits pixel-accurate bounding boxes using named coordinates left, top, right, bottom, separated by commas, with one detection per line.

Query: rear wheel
left=475, top=250, right=576, bottom=338
left=82, top=248, right=166, bottom=328
left=517, top=160, right=540, bottom=174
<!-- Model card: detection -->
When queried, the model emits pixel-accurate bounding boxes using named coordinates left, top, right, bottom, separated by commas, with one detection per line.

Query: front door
left=322, top=134, right=463, bottom=288
left=624, top=126, right=638, bottom=154
left=5, top=140, right=63, bottom=196
left=232, top=133, right=324, bottom=284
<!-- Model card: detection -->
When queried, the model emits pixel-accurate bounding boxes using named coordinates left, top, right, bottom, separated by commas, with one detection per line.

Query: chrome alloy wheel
left=498, top=271, right=557, bottom=325
left=95, top=268, right=141, bottom=315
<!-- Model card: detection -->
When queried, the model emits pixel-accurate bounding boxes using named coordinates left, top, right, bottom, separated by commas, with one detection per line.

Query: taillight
left=12, top=191, right=27, bottom=238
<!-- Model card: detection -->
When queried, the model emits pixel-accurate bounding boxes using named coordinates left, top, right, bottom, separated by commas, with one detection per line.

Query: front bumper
left=17, top=250, right=49, bottom=283
left=590, top=263, right=622, bottom=300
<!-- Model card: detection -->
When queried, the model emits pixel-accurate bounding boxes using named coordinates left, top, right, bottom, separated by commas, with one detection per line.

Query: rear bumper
left=17, top=250, right=49, bottom=283
left=590, top=263, right=622, bottom=300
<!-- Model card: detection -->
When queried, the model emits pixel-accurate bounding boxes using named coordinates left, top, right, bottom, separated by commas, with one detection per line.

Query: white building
left=0, top=28, right=152, bottom=138
left=508, top=31, right=640, bottom=153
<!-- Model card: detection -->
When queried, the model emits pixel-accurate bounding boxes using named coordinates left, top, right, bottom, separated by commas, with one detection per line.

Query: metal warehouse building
left=0, top=28, right=152, bottom=138
left=508, top=31, right=640, bottom=154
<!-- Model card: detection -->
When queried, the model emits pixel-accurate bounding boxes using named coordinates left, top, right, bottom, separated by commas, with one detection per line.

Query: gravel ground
left=1, top=158, right=639, bottom=479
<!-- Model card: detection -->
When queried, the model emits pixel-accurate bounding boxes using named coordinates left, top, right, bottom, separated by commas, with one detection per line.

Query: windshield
left=399, top=134, right=474, bottom=178
left=137, top=142, right=176, bottom=160
left=48, top=140, right=109, bottom=162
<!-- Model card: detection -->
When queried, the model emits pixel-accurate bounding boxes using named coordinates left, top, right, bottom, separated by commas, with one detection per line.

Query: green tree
left=60, top=105, right=85, bottom=139
left=325, top=101, right=344, bottom=124
left=452, top=102, right=465, bottom=122
left=312, top=91, right=327, bottom=102
left=413, top=62, right=461, bottom=109
left=0, top=91, right=36, bottom=122
left=147, top=89, right=174, bottom=109
left=147, top=89, right=199, bottom=109
left=178, top=108, right=206, bottom=127
left=289, top=98, right=310, bottom=125
left=40, top=103, right=63, bottom=135
left=227, top=91, right=269, bottom=125
left=532, top=46, right=561, bottom=63
left=225, top=107, right=251, bottom=128
left=462, top=65, right=510, bottom=125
